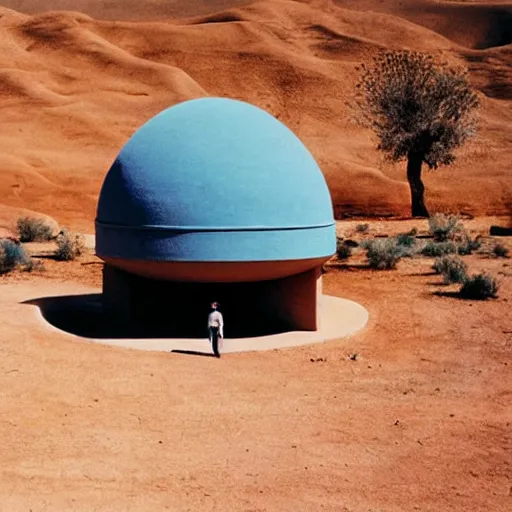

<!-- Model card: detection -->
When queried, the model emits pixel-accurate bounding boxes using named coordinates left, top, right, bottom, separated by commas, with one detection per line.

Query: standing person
left=207, top=302, right=224, bottom=358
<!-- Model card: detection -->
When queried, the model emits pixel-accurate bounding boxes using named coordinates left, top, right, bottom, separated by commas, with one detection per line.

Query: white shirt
left=208, top=311, right=224, bottom=338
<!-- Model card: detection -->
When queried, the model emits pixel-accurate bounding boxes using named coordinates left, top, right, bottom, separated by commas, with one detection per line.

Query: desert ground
left=0, top=219, right=511, bottom=511
left=0, top=0, right=511, bottom=511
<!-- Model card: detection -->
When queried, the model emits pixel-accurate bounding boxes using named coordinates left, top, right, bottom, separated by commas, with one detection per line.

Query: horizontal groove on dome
left=95, top=220, right=336, bottom=232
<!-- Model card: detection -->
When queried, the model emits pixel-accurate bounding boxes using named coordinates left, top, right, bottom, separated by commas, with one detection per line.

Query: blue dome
left=96, top=98, right=335, bottom=263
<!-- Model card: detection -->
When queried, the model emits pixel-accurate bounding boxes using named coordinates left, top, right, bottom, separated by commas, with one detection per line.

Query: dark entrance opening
left=124, top=277, right=293, bottom=338
left=102, top=265, right=320, bottom=338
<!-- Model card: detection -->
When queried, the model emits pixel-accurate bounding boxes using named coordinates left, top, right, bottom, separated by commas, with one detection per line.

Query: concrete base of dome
left=103, top=264, right=323, bottom=333
left=95, top=294, right=368, bottom=354
left=21, top=282, right=368, bottom=354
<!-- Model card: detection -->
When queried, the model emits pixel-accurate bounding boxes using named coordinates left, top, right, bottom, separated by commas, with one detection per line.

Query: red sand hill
left=0, top=0, right=511, bottom=232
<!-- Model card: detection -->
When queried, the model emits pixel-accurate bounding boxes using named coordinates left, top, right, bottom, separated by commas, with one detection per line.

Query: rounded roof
left=96, top=97, right=335, bottom=263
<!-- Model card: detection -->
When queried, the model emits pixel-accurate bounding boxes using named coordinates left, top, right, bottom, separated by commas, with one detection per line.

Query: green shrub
left=17, top=217, right=53, bottom=243
left=428, top=213, right=462, bottom=241
left=432, top=255, right=468, bottom=284
left=492, top=242, right=509, bottom=258
left=460, top=273, right=499, bottom=300
left=336, top=239, right=353, bottom=260
left=355, top=223, right=370, bottom=233
left=0, top=240, right=29, bottom=274
left=55, top=230, right=85, bottom=261
left=365, top=239, right=402, bottom=269
left=421, top=241, right=457, bottom=257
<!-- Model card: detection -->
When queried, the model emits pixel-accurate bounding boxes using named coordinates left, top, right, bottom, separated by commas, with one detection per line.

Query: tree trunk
left=406, top=153, right=429, bottom=217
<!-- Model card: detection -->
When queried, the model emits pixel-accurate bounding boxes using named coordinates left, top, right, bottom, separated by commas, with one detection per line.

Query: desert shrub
left=359, top=238, right=372, bottom=249
left=400, top=247, right=418, bottom=258
left=428, top=213, right=462, bottom=241
left=395, top=236, right=419, bottom=258
left=336, top=239, right=353, bottom=260
left=432, top=255, right=468, bottom=284
left=0, top=240, right=29, bottom=274
left=460, top=273, right=499, bottom=300
left=17, top=217, right=53, bottom=243
left=365, top=238, right=403, bottom=269
left=421, top=240, right=457, bottom=257
left=491, top=242, right=510, bottom=258
left=396, top=232, right=416, bottom=247
left=455, top=231, right=481, bottom=255
left=355, top=223, right=370, bottom=233
left=23, top=258, right=45, bottom=272
left=55, top=230, right=85, bottom=261
left=395, top=231, right=418, bottom=258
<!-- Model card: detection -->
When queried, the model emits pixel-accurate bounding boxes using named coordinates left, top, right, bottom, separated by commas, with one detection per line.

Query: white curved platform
left=108, top=295, right=369, bottom=353
left=3, top=283, right=368, bottom=355
left=26, top=286, right=368, bottom=354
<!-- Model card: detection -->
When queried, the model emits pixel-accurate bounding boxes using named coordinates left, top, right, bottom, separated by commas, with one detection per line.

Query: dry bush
left=365, top=238, right=403, bottom=269
left=394, top=230, right=419, bottom=257
left=396, top=232, right=417, bottom=247
left=23, top=258, right=46, bottom=273
left=428, top=213, right=462, bottom=241
left=460, top=273, right=499, bottom=300
left=336, top=238, right=353, bottom=260
left=432, top=255, right=468, bottom=284
left=455, top=231, right=481, bottom=255
left=55, top=230, right=85, bottom=261
left=491, top=242, right=510, bottom=258
left=0, top=240, right=29, bottom=274
left=421, top=240, right=457, bottom=257
left=17, top=217, right=54, bottom=242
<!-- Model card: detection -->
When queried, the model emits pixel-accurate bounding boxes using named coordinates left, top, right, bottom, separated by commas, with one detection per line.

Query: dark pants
left=209, top=326, right=220, bottom=358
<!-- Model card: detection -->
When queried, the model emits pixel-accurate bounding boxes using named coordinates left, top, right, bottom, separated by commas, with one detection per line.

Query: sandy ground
left=0, top=221, right=510, bottom=511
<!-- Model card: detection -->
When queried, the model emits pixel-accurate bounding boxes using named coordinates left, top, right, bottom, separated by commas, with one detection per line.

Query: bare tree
left=354, top=51, right=479, bottom=217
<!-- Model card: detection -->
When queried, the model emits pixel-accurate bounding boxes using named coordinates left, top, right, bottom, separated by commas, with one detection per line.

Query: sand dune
left=0, top=0, right=511, bottom=232
left=334, top=0, right=512, bottom=49
left=0, top=0, right=256, bottom=20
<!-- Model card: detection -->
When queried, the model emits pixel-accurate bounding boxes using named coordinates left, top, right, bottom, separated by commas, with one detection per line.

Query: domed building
left=95, top=98, right=335, bottom=338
